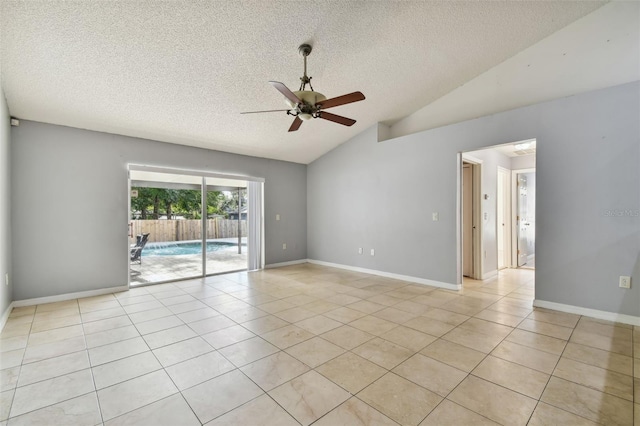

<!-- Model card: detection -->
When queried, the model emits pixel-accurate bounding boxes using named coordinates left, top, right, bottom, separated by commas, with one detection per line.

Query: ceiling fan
left=242, top=44, right=365, bottom=132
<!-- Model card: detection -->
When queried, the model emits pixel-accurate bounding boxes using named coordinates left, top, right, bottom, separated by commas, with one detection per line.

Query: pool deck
left=130, top=238, right=248, bottom=286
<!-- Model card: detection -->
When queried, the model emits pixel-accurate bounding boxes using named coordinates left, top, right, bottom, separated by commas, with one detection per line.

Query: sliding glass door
left=128, top=167, right=262, bottom=287
left=205, top=179, right=248, bottom=275
left=129, top=171, right=203, bottom=285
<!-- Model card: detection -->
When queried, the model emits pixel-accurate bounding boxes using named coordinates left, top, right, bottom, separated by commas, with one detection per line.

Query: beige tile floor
left=0, top=265, right=637, bottom=425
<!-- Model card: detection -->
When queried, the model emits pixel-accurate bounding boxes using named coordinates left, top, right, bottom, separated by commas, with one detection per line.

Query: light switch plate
left=619, top=276, right=631, bottom=289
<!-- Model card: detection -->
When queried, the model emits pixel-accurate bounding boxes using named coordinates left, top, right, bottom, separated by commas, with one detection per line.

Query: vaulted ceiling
left=0, top=1, right=623, bottom=164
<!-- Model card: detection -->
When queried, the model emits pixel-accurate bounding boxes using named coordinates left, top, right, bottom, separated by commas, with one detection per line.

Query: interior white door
left=517, top=173, right=529, bottom=267
left=462, top=164, right=473, bottom=277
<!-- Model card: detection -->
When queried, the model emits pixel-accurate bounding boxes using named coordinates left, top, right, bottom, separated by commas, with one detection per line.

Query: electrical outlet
left=4, top=273, right=8, bottom=286
left=276, top=214, right=280, bottom=221
left=619, top=276, right=631, bottom=289
left=282, top=243, right=287, bottom=250
left=370, top=249, right=375, bottom=256
left=432, top=212, right=438, bottom=221
left=358, top=248, right=363, bottom=255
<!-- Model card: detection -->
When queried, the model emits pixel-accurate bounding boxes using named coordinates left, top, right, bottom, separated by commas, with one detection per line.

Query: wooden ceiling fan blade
left=319, top=112, right=356, bottom=126
left=240, top=109, right=290, bottom=114
left=316, top=92, right=365, bottom=109
left=269, top=81, right=301, bottom=106
left=288, top=117, right=303, bottom=132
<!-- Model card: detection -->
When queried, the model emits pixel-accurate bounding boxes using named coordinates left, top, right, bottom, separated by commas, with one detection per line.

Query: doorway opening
left=458, top=139, right=536, bottom=287
left=128, top=166, right=264, bottom=287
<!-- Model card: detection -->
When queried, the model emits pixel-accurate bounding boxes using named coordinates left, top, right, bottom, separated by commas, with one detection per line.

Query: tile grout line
left=93, top=277, right=299, bottom=424
left=165, top=278, right=299, bottom=425
left=2, top=308, right=35, bottom=421
left=312, top=282, right=509, bottom=426
left=111, top=286, right=201, bottom=424
left=409, top=273, right=539, bottom=424
left=523, top=315, right=595, bottom=425
left=182, top=275, right=385, bottom=424
left=6, top=298, right=93, bottom=421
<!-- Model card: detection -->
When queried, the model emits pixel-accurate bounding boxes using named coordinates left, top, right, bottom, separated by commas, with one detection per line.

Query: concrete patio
left=130, top=241, right=247, bottom=286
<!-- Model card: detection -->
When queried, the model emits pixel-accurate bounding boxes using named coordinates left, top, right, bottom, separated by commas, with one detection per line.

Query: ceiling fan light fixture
left=298, top=113, right=313, bottom=121
left=514, top=142, right=532, bottom=151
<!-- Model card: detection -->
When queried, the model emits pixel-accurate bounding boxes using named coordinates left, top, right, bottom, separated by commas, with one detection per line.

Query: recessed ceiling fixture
left=514, top=139, right=536, bottom=155
left=242, top=44, right=365, bottom=132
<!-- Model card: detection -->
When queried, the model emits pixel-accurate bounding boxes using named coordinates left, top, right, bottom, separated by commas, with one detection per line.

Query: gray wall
left=11, top=122, right=307, bottom=300
left=0, top=87, right=12, bottom=314
left=308, top=82, right=640, bottom=316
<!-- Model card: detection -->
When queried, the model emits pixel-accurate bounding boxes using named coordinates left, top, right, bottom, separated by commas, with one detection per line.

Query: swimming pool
left=142, top=241, right=240, bottom=257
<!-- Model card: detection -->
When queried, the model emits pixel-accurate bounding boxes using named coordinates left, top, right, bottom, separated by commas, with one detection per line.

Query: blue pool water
left=143, top=241, right=237, bottom=257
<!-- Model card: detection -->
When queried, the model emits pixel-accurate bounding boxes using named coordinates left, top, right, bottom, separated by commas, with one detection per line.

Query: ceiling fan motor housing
left=284, top=90, right=327, bottom=110
left=286, top=91, right=327, bottom=120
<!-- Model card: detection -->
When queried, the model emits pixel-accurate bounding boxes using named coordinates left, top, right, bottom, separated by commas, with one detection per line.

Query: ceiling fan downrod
left=298, top=44, right=314, bottom=92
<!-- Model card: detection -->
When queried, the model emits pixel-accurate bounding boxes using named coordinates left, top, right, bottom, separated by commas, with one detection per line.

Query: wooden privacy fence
left=130, top=219, right=247, bottom=243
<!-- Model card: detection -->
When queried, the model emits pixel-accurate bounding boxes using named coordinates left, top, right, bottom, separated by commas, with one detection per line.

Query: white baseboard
left=0, top=301, right=15, bottom=332
left=482, top=270, right=498, bottom=280
left=307, top=259, right=461, bottom=291
left=12, top=285, right=129, bottom=308
left=534, top=299, right=640, bottom=326
left=265, top=259, right=309, bottom=269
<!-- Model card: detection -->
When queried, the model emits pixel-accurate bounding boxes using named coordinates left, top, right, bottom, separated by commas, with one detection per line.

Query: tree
left=206, top=191, right=225, bottom=217
left=163, top=189, right=180, bottom=219
left=131, top=187, right=156, bottom=219
left=219, top=189, right=247, bottom=216
left=176, top=190, right=201, bottom=219
left=130, top=187, right=243, bottom=220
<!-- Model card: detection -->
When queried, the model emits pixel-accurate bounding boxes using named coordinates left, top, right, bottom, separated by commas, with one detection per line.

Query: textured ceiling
left=0, top=1, right=606, bottom=164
